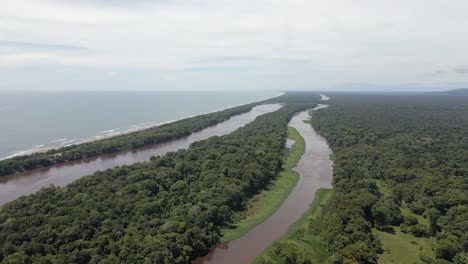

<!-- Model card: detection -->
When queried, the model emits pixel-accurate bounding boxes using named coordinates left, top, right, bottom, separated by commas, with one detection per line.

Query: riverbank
left=220, top=126, right=305, bottom=243
left=253, top=188, right=332, bottom=263
left=0, top=91, right=283, bottom=161
left=0, top=104, right=282, bottom=206
left=192, top=108, right=334, bottom=264
left=0, top=90, right=286, bottom=177
left=0, top=95, right=321, bottom=263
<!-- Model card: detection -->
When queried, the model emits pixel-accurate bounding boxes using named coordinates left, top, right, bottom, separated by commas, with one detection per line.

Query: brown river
left=0, top=104, right=282, bottom=206
left=193, top=104, right=333, bottom=264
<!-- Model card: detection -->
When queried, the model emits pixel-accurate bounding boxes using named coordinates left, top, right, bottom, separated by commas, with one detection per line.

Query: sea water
left=0, top=91, right=280, bottom=159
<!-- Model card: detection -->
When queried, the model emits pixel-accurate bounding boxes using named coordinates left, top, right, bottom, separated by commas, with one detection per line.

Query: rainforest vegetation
left=266, top=93, right=467, bottom=264
left=0, top=93, right=320, bottom=263
left=0, top=101, right=262, bottom=177
left=220, top=126, right=305, bottom=243
left=2, top=91, right=466, bottom=264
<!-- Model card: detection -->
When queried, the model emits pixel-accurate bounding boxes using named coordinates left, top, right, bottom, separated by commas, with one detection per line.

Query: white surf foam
left=97, top=129, right=116, bottom=134
left=50, top=138, right=68, bottom=143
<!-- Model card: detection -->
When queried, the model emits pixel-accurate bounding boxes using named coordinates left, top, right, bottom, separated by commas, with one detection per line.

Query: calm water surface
left=193, top=105, right=333, bottom=264
left=0, top=91, right=280, bottom=159
left=0, top=104, right=282, bottom=206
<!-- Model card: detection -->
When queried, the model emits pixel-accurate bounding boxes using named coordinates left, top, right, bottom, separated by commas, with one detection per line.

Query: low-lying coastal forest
left=1, top=91, right=466, bottom=264
left=0, top=102, right=261, bottom=177
left=260, top=93, right=467, bottom=264
left=0, top=93, right=320, bottom=263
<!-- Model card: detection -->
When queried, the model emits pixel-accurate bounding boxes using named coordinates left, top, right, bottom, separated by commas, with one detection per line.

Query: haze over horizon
left=1, top=0, right=467, bottom=92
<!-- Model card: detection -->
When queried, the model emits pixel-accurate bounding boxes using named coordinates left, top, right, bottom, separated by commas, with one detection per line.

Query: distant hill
left=438, top=88, right=468, bottom=95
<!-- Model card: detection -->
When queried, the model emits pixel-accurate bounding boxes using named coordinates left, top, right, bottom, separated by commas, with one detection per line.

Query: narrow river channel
left=0, top=104, right=282, bottom=206
left=193, top=104, right=333, bottom=264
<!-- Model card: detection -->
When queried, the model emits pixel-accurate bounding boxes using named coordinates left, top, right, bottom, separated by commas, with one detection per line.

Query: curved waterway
left=0, top=104, right=282, bottom=206
left=193, top=105, right=333, bottom=264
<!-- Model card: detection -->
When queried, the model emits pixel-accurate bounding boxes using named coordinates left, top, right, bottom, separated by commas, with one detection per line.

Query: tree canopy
left=0, top=92, right=320, bottom=263
left=0, top=101, right=261, bottom=177
left=308, top=94, right=468, bottom=263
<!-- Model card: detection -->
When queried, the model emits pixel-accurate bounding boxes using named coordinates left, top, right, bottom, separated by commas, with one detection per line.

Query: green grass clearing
left=375, top=226, right=436, bottom=264
left=374, top=180, right=435, bottom=263
left=220, top=126, right=305, bottom=243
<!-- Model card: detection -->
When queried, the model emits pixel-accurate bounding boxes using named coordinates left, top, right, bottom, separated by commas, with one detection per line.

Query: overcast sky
left=1, top=0, right=467, bottom=91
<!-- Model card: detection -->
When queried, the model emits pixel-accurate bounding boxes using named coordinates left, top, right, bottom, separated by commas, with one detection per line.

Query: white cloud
left=1, top=0, right=467, bottom=91
left=0, top=53, right=90, bottom=67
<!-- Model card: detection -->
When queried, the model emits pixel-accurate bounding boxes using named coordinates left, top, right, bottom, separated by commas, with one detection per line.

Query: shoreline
left=0, top=103, right=283, bottom=206
left=1, top=92, right=284, bottom=161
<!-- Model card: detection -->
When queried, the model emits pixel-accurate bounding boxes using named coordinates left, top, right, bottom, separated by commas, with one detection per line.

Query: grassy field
left=253, top=188, right=332, bottom=264
left=220, top=126, right=305, bottom=243
left=375, top=227, right=435, bottom=263
left=374, top=180, right=435, bottom=263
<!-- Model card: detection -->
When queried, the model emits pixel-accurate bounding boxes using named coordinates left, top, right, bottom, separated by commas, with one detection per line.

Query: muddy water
left=0, top=104, right=282, bottom=206
left=193, top=106, right=333, bottom=264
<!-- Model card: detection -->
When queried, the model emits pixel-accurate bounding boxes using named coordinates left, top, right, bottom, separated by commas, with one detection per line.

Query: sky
left=1, top=0, right=467, bottom=92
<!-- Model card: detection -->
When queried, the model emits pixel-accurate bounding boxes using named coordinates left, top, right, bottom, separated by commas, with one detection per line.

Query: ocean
left=0, top=91, right=280, bottom=159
